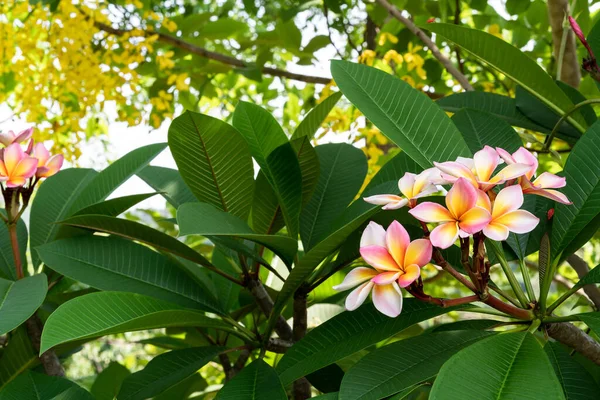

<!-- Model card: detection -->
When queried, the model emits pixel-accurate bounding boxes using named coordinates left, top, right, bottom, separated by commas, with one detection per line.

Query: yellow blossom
left=383, top=50, right=403, bottom=66
left=378, top=32, right=399, bottom=46
left=358, top=50, right=377, bottom=66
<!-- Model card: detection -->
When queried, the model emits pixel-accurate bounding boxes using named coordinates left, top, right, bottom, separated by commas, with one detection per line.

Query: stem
left=8, top=224, right=23, bottom=279
left=544, top=99, right=600, bottom=150
left=483, top=294, right=534, bottom=320
left=461, top=307, right=512, bottom=318
left=490, top=285, right=522, bottom=308
left=432, top=248, right=477, bottom=293
left=557, top=14, right=569, bottom=82
left=292, top=292, right=311, bottom=400
left=546, top=286, right=579, bottom=314
left=519, top=259, right=536, bottom=303
left=543, top=315, right=579, bottom=323
left=488, top=243, right=530, bottom=308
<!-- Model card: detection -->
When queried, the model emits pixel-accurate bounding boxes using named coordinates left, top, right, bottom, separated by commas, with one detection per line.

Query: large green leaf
left=68, top=143, right=167, bottom=213
left=331, top=60, right=471, bottom=168
left=451, top=109, right=522, bottom=154
left=437, top=91, right=549, bottom=133
left=29, top=168, right=98, bottom=268
left=577, top=312, right=600, bottom=335
left=292, top=92, right=342, bottom=140
left=339, top=330, right=493, bottom=400
left=91, top=362, right=131, bottom=400
left=177, top=202, right=298, bottom=267
left=168, top=111, right=255, bottom=219
left=36, top=235, right=222, bottom=313
left=233, top=102, right=302, bottom=236
left=430, top=332, right=564, bottom=399
left=216, top=359, right=287, bottom=400
left=276, top=300, right=464, bottom=386
left=118, top=347, right=223, bottom=400
left=0, top=371, right=93, bottom=400
left=426, top=23, right=585, bottom=132
left=551, top=121, right=600, bottom=259
left=364, top=152, right=422, bottom=193
left=0, top=275, right=47, bottom=336
left=545, top=342, right=600, bottom=399
left=40, top=292, right=232, bottom=353
left=137, top=166, right=196, bottom=208
left=300, top=143, right=366, bottom=250
left=0, top=326, right=37, bottom=388
left=0, top=215, right=28, bottom=280
left=570, top=264, right=600, bottom=290
left=72, top=193, right=157, bottom=217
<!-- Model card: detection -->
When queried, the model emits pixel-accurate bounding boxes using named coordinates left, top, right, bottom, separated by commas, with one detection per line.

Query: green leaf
left=177, top=202, right=297, bottom=267
left=539, top=234, right=552, bottom=308
left=118, top=347, right=223, bottom=400
left=331, top=60, right=471, bottom=168
left=168, top=111, right=254, bottom=220
left=0, top=326, right=37, bottom=388
left=91, top=362, right=131, bottom=400
left=0, top=371, right=93, bottom=400
left=430, top=332, right=564, bottom=400
left=426, top=23, right=585, bottom=133
left=137, top=166, right=196, bottom=208
left=276, top=300, right=465, bottom=386
left=577, top=312, right=600, bottom=335
left=545, top=342, right=600, bottom=399
left=68, top=143, right=167, bottom=213
left=430, top=319, right=500, bottom=332
left=292, top=92, right=342, bottom=140
left=437, top=91, right=550, bottom=133
left=451, top=109, right=523, bottom=154
left=72, top=193, right=157, bottom=217
left=233, top=102, right=302, bottom=236
left=552, top=121, right=600, bottom=258
left=0, top=275, right=47, bottom=335
left=0, top=215, right=28, bottom=280
left=339, top=330, right=493, bottom=400
left=571, top=264, right=600, bottom=290
left=29, top=168, right=98, bottom=268
left=300, top=143, right=367, bottom=250
left=40, top=291, right=231, bottom=353
left=364, top=152, right=422, bottom=193
left=36, top=235, right=222, bottom=313
left=216, top=359, right=286, bottom=400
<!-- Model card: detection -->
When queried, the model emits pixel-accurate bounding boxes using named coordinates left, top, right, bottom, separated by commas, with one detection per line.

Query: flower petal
left=492, top=185, right=523, bottom=219
left=397, top=264, right=421, bottom=288
left=430, top=222, right=459, bottom=249
left=526, top=188, right=572, bottom=205
left=483, top=222, right=510, bottom=241
left=532, top=172, right=566, bottom=189
left=372, top=282, right=403, bottom=317
left=364, top=194, right=404, bottom=206
left=409, top=202, right=453, bottom=223
left=0, top=132, right=15, bottom=146
left=459, top=207, right=492, bottom=234
left=32, top=143, right=50, bottom=166
left=434, top=161, right=477, bottom=186
left=360, top=221, right=387, bottom=248
left=386, top=221, right=410, bottom=268
left=495, top=210, right=539, bottom=234
left=496, top=147, right=515, bottom=164
left=398, top=172, right=416, bottom=199
left=14, top=128, right=33, bottom=144
left=403, top=239, right=432, bottom=268
left=13, top=157, right=37, bottom=181
left=6, top=177, right=26, bottom=188
left=382, top=199, right=409, bottom=210
left=493, top=163, right=531, bottom=182
left=476, top=189, right=492, bottom=212
left=512, top=147, right=538, bottom=179
left=42, top=154, right=64, bottom=177
left=371, top=271, right=401, bottom=285
left=473, top=145, right=500, bottom=182
left=446, top=177, right=477, bottom=219
left=345, top=281, right=374, bottom=311
left=3, top=143, right=24, bottom=174
left=360, top=245, right=400, bottom=272
left=333, top=267, right=378, bottom=291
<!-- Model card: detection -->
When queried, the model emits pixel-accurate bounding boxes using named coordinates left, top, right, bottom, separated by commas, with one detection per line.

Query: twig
left=566, top=254, right=600, bottom=308
left=547, top=322, right=600, bottom=365
left=375, top=0, right=474, bottom=91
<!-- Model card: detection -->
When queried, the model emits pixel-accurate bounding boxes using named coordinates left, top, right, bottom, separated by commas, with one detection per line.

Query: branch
left=25, top=314, right=65, bottom=377
left=246, top=279, right=293, bottom=341
left=567, top=254, right=600, bottom=309
left=375, top=0, right=474, bottom=91
left=547, top=322, right=600, bottom=365
left=93, top=20, right=332, bottom=85
left=292, top=291, right=312, bottom=399
left=548, top=0, right=581, bottom=88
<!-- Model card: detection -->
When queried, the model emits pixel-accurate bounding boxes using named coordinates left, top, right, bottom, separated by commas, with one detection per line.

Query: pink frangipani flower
left=0, top=128, right=33, bottom=147
left=333, top=221, right=432, bottom=317
left=363, top=169, right=438, bottom=210
left=435, top=146, right=530, bottom=191
left=476, top=185, right=540, bottom=241
left=31, top=143, right=64, bottom=178
left=0, top=143, right=38, bottom=187
left=409, top=178, right=492, bottom=249
left=496, top=147, right=538, bottom=180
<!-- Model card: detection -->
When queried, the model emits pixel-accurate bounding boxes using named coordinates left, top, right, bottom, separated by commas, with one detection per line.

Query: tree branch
left=567, top=254, right=600, bottom=309
left=548, top=0, right=581, bottom=88
left=547, top=322, right=600, bottom=365
left=246, top=279, right=293, bottom=341
left=292, top=291, right=311, bottom=399
left=92, top=20, right=332, bottom=85
left=25, top=314, right=65, bottom=377
left=375, top=0, right=474, bottom=91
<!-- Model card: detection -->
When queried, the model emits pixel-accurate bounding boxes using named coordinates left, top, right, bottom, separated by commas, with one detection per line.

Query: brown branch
left=93, top=20, right=332, bottom=85
left=25, top=314, right=65, bottom=377
left=246, top=279, right=293, bottom=341
left=567, top=254, right=600, bottom=309
left=432, top=248, right=477, bottom=292
left=364, top=15, right=378, bottom=50
left=547, top=322, right=600, bottom=365
left=265, top=338, right=294, bottom=353
left=218, top=354, right=235, bottom=381
left=292, top=291, right=311, bottom=400
left=548, top=0, right=581, bottom=88
left=375, top=0, right=474, bottom=91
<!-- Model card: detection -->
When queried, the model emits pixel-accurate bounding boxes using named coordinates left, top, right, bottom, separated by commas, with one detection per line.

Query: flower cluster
left=335, top=146, right=571, bottom=317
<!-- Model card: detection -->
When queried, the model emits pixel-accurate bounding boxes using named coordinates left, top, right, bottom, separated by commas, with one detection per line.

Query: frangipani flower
left=409, top=178, right=492, bottom=249
left=364, top=169, right=438, bottom=210
left=333, top=221, right=432, bottom=317
left=435, top=146, right=530, bottom=191
left=476, top=185, right=539, bottom=241
left=32, top=143, right=64, bottom=178
left=0, top=143, right=38, bottom=187
left=497, top=146, right=571, bottom=204
left=0, top=128, right=33, bottom=147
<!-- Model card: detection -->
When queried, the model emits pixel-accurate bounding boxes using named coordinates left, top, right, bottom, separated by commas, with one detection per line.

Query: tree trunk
left=548, top=0, right=581, bottom=88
